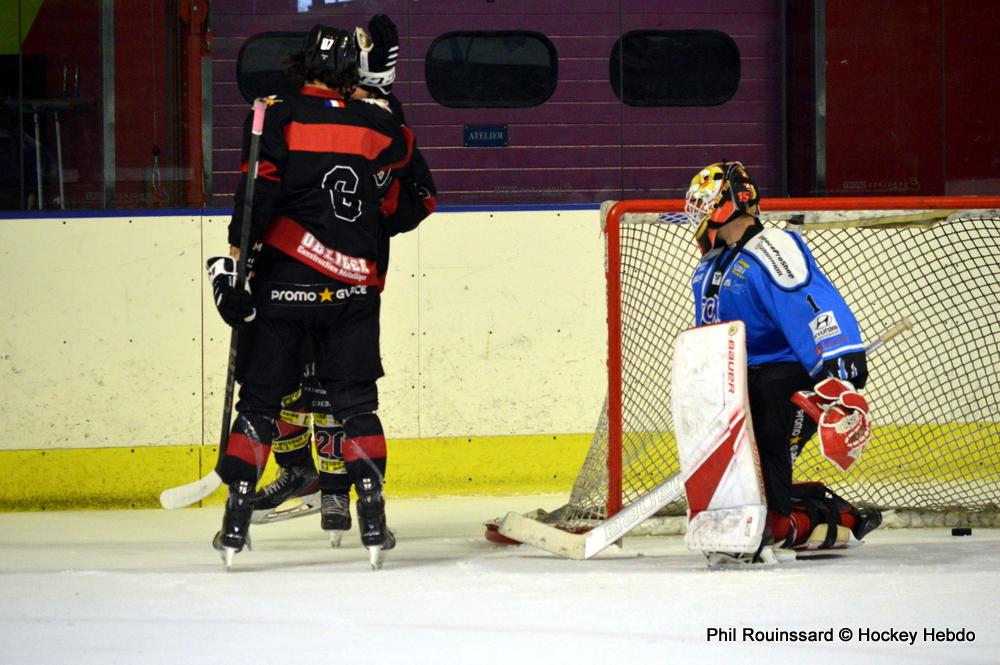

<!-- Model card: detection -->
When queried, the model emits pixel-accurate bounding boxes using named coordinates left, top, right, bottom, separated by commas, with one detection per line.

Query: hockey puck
left=951, top=527, right=972, bottom=536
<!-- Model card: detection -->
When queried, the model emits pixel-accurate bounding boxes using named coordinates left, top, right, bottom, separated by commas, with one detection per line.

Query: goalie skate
left=250, top=465, right=321, bottom=524
left=706, top=544, right=796, bottom=568
left=795, top=508, right=882, bottom=553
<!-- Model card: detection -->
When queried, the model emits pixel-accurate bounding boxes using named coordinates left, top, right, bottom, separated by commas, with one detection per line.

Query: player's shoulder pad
left=742, top=227, right=810, bottom=289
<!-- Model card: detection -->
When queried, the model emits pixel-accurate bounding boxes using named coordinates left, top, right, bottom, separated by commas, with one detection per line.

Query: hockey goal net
left=496, top=196, right=1000, bottom=538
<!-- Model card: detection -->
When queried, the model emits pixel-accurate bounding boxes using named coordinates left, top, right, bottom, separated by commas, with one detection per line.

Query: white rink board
left=1, top=209, right=605, bottom=451
left=0, top=216, right=204, bottom=449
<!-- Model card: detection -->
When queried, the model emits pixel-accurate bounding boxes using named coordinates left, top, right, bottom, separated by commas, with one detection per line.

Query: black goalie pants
left=746, top=361, right=818, bottom=517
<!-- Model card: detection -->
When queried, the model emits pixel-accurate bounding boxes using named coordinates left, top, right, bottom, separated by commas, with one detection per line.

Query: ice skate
left=705, top=532, right=796, bottom=569
left=212, top=480, right=254, bottom=571
left=794, top=507, right=883, bottom=553
left=250, top=464, right=320, bottom=524
left=356, top=479, right=395, bottom=570
left=320, top=491, right=352, bottom=548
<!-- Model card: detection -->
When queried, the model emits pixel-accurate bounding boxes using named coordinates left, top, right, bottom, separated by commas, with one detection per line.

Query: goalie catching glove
left=791, top=377, right=872, bottom=471
left=207, top=255, right=256, bottom=327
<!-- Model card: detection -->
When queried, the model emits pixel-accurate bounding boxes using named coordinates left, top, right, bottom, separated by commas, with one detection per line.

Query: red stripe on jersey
left=683, top=412, right=745, bottom=518
left=383, top=125, right=415, bottom=171
left=240, top=159, right=280, bottom=182
left=299, top=85, right=344, bottom=100
left=226, top=432, right=271, bottom=469
left=257, top=159, right=280, bottom=182
left=342, top=435, right=387, bottom=462
left=285, top=121, right=392, bottom=159
left=263, top=215, right=379, bottom=286
left=422, top=193, right=437, bottom=215
left=379, top=179, right=401, bottom=218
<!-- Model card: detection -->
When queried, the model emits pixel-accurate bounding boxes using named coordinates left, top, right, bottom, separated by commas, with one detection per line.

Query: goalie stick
left=497, top=317, right=913, bottom=559
left=160, top=98, right=267, bottom=510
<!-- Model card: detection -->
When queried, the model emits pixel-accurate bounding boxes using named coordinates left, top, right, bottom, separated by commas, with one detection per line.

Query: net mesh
left=545, top=206, right=1000, bottom=532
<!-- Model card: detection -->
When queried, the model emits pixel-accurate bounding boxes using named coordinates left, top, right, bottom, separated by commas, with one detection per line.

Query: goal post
left=490, top=196, right=1000, bottom=541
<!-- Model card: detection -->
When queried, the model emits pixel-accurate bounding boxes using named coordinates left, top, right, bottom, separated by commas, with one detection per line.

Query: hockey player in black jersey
left=683, top=161, right=882, bottom=562
left=208, top=23, right=430, bottom=569
left=247, top=16, right=436, bottom=548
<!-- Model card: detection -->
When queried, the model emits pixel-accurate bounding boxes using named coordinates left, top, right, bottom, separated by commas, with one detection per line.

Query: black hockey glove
left=368, top=14, right=399, bottom=72
left=207, top=255, right=256, bottom=327
left=358, top=14, right=398, bottom=94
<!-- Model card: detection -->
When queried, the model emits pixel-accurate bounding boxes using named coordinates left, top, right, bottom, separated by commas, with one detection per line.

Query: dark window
left=610, top=30, right=740, bottom=107
left=236, top=32, right=306, bottom=103
left=426, top=31, right=557, bottom=108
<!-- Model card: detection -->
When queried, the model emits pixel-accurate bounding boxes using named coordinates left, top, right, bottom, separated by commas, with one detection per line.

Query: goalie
left=681, top=161, right=882, bottom=563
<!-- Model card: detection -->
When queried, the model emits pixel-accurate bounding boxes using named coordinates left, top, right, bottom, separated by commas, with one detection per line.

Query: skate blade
left=250, top=492, right=322, bottom=524
left=773, top=547, right=797, bottom=563
left=221, top=546, right=236, bottom=571
left=327, top=530, right=346, bottom=549
left=368, top=545, right=385, bottom=570
left=705, top=546, right=785, bottom=568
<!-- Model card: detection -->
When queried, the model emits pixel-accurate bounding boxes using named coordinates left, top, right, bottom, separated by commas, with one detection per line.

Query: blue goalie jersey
left=691, top=226, right=864, bottom=377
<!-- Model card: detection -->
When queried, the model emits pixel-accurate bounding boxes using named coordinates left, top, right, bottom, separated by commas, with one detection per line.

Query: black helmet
left=300, top=25, right=359, bottom=78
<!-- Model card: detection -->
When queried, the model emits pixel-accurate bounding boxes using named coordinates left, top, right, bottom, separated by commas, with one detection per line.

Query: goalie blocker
left=674, top=321, right=880, bottom=565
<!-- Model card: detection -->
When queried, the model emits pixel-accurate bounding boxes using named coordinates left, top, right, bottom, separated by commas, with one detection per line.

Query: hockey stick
left=498, top=460, right=687, bottom=560
left=862, top=316, right=912, bottom=354
left=160, top=99, right=268, bottom=510
left=497, top=318, right=914, bottom=559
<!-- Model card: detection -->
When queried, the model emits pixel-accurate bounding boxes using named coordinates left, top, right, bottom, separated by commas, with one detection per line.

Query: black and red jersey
left=229, top=85, right=414, bottom=286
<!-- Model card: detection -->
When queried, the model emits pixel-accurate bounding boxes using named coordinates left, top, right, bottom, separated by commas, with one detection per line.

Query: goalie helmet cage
left=533, top=196, right=1000, bottom=536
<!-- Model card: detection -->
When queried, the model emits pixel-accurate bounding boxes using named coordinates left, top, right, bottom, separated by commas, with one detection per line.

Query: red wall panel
left=942, top=1, right=1000, bottom=193
left=824, top=0, right=943, bottom=195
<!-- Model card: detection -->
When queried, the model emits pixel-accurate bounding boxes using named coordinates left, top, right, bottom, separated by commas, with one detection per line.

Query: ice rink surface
left=1, top=494, right=997, bottom=665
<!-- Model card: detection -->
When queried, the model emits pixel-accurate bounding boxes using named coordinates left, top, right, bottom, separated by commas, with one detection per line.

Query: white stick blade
left=158, top=471, right=222, bottom=509
left=497, top=512, right=586, bottom=560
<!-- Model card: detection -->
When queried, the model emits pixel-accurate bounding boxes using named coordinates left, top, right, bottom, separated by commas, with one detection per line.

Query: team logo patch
left=373, top=169, right=392, bottom=189
left=809, top=311, right=842, bottom=343
left=701, top=295, right=719, bottom=323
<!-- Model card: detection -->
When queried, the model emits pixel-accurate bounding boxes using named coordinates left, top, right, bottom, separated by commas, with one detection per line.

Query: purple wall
left=210, top=0, right=783, bottom=208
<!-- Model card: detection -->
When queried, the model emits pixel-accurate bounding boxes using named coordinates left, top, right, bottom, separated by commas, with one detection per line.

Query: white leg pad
left=672, top=322, right=768, bottom=554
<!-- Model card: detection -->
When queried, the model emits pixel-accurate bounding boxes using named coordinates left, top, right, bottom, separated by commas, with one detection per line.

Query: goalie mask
left=684, top=161, right=760, bottom=254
